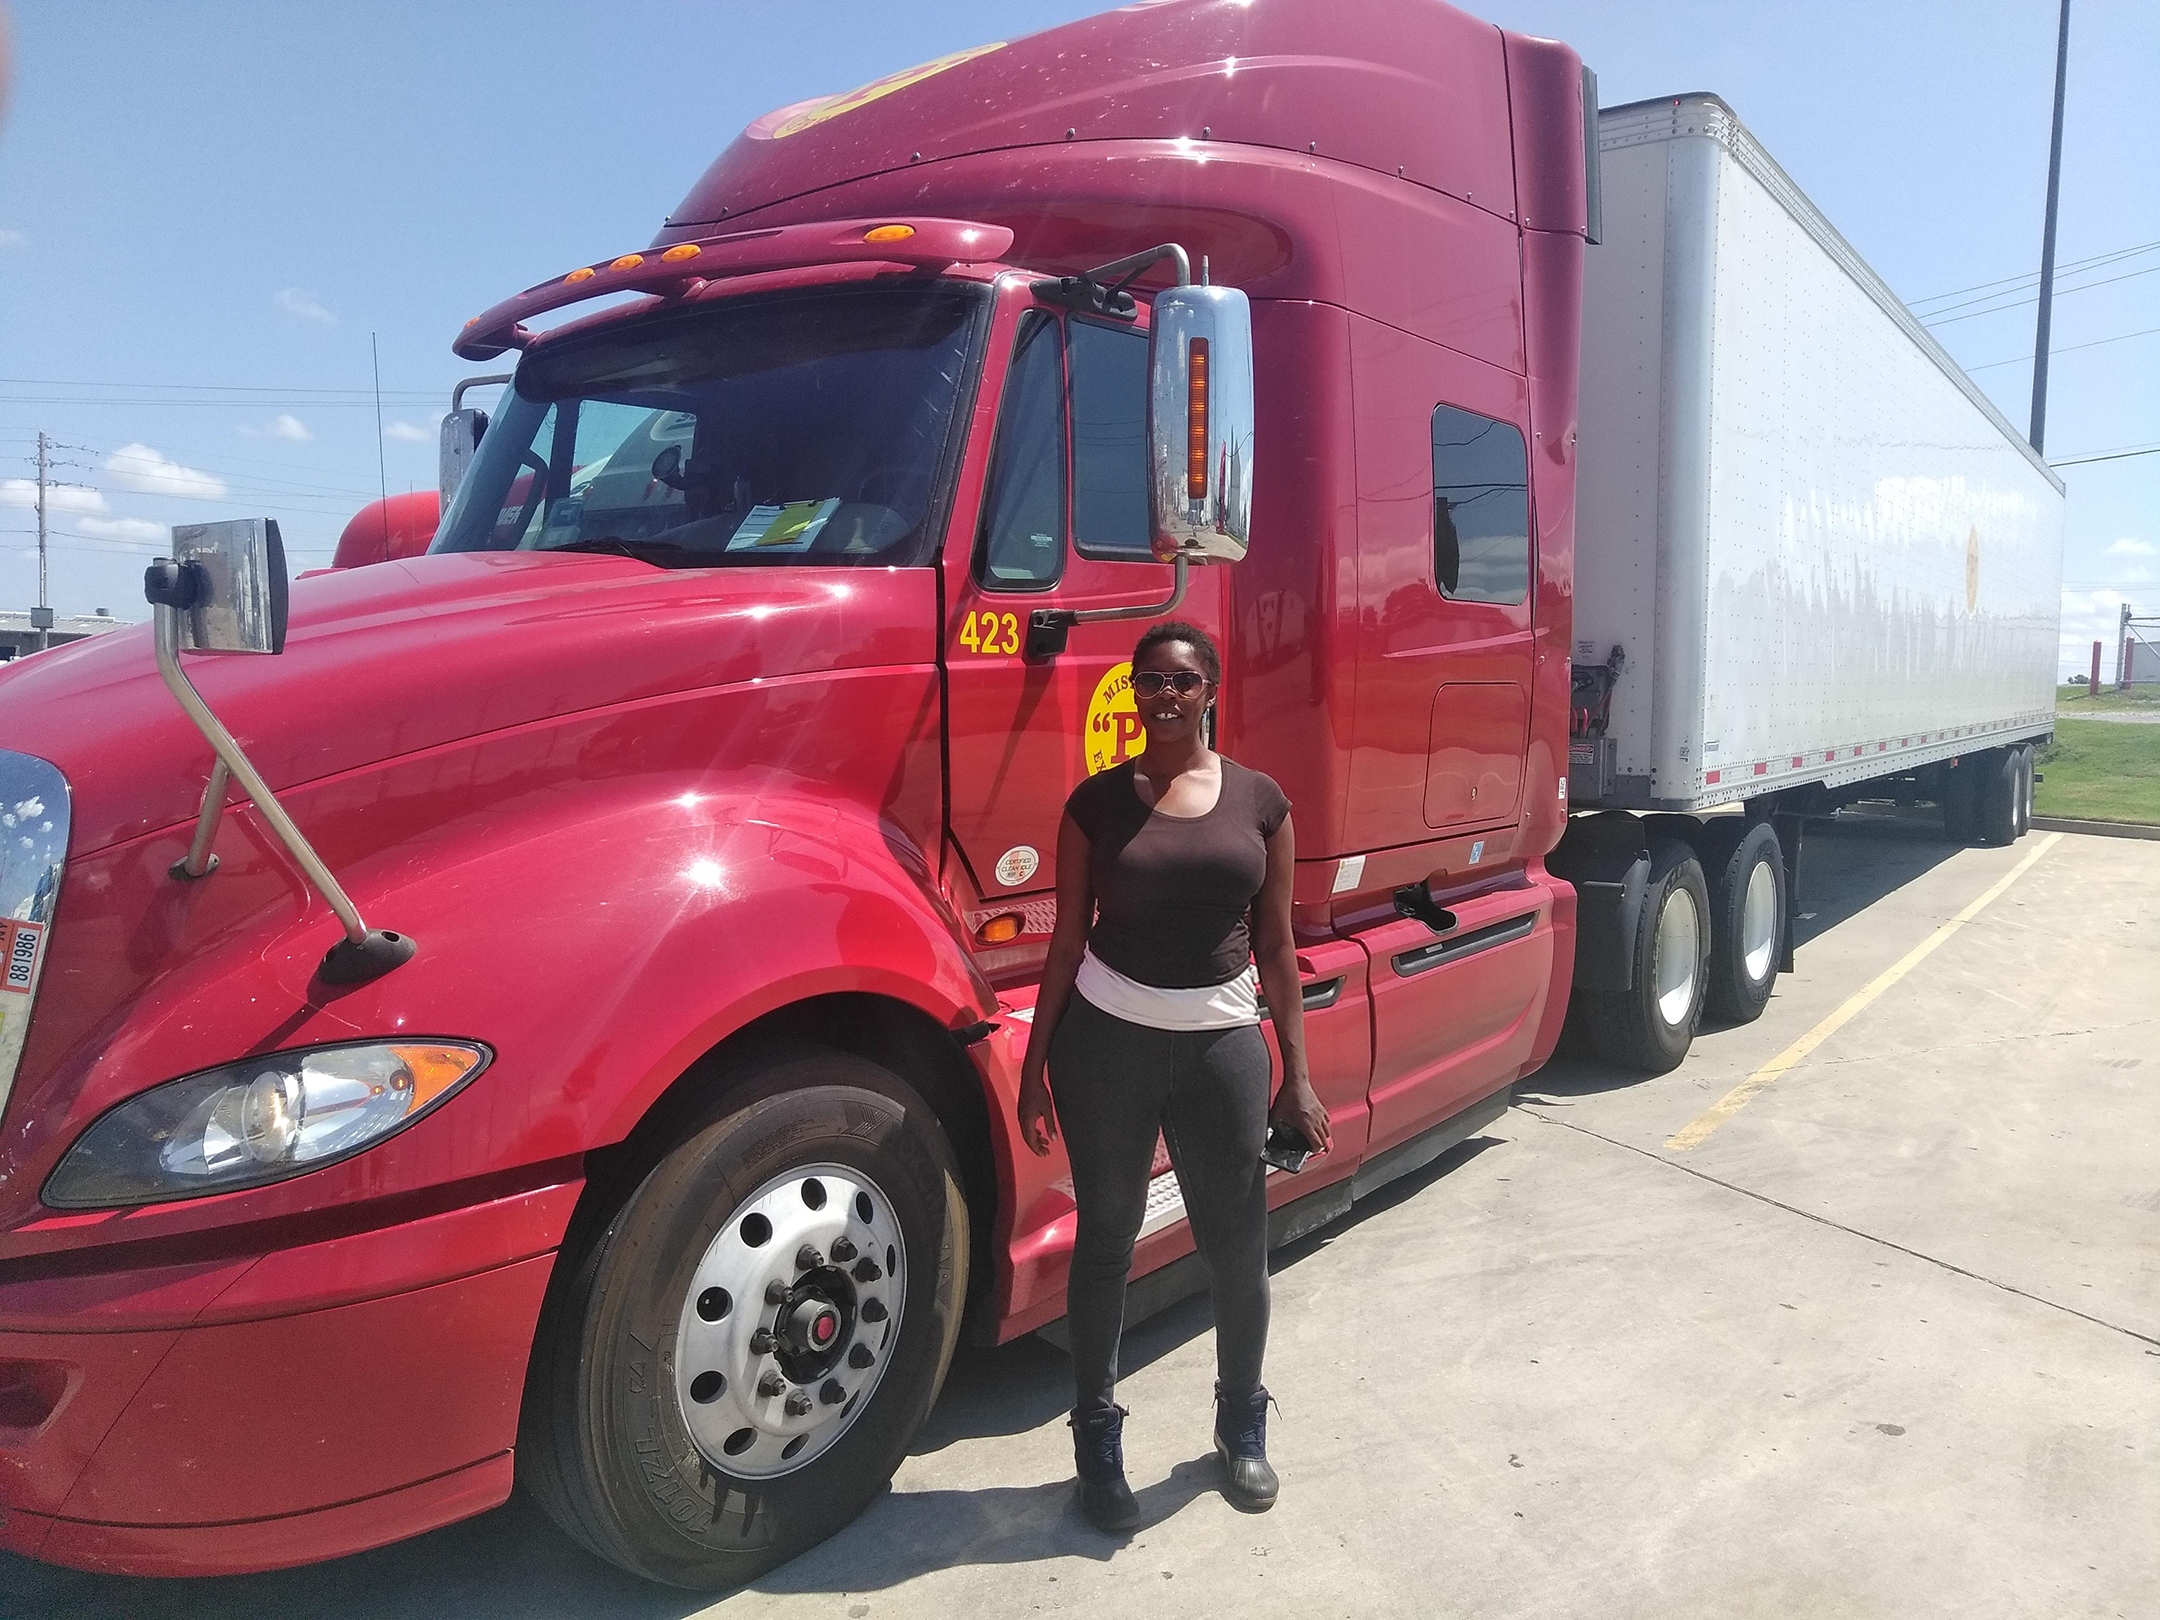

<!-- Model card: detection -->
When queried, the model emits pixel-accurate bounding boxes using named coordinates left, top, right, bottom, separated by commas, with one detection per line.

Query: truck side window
left=978, top=313, right=1067, bottom=589
left=1069, top=319, right=1153, bottom=559
left=1431, top=404, right=1530, bottom=605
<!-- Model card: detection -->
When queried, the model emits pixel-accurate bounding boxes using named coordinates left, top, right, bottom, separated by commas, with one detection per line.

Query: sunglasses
left=1132, top=671, right=1209, bottom=697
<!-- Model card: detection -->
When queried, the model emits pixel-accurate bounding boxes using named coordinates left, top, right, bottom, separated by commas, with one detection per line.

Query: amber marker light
left=975, top=913, right=1024, bottom=945
left=863, top=223, right=917, bottom=244
left=1186, top=337, right=1211, bottom=499
left=661, top=243, right=701, bottom=263
left=610, top=253, right=646, bottom=271
left=564, top=267, right=597, bottom=284
left=391, top=1044, right=488, bottom=1108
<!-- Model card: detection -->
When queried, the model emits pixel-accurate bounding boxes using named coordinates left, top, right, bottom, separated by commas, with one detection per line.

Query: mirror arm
left=171, top=760, right=230, bottom=881
left=151, top=608, right=415, bottom=983
left=1025, top=556, right=1188, bottom=659
left=451, top=372, right=512, bottom=413
left=1029, top=243, right=1192, bottom=319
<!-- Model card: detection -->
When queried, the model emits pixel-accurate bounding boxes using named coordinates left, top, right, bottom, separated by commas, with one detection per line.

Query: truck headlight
left=44, top=1042, right=490, bottom=1209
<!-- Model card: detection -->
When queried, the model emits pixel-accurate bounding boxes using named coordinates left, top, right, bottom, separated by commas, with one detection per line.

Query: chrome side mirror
left=1149, top=282, right=1254, bottom=564
left=440, top=372, right=512, bottom=508
left=147, top=519, right=289, bottom=654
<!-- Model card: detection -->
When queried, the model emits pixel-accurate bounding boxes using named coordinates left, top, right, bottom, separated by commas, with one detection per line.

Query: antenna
left=371, top=332, right=390, bottom=545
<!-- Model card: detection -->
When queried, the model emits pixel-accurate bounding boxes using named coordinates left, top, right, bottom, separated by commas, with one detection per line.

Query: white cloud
left=383, top=419, right=434, bottom=443
left=0, top=479, right=107, bottom=514
left=241, top=413, right=312, bottom=442
left=75, top=516, right=168, bottom=543
left=2105, top=537, right=2156, bottom=558
left=105, top=444, right=227, bottom=500
left=2060, top=587, right=2134, bottom=676
left=274, top=287, right=336, bottom=325
left=0, top=229, right=25, bottom=250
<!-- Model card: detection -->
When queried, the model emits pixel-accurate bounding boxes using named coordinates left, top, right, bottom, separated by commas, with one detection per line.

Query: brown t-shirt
left=1064, top=758, right=1291, bottom=989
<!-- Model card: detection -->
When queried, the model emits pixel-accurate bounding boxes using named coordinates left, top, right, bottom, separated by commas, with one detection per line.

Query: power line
left=1964, top=324, right=2160, bottom=373
left=1906, top=238, right=2160, bottom=307
left=1922, top=263, right=2160, bottom=328
left=2050, top=444, right=2160, bottom=468
left=0, top=374, right=444, bottom=397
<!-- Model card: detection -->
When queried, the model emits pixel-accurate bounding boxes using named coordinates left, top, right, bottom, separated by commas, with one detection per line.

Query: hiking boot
left=1069, top=1403, right=1141, bottom=1532
left=1213, top=1383, right=1279, bottom=1512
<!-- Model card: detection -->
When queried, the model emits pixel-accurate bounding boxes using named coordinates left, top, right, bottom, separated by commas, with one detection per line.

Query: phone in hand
left=1261, top=1121, right=1314, bottom=1174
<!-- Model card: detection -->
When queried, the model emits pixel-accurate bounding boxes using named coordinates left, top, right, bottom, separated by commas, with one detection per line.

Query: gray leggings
left=1048, top=992, right=1274, bottom=1412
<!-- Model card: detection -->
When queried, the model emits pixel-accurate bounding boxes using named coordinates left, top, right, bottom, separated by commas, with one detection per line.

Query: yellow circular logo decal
left=768, top=43, right=1006, bottom=140
left=1085, top=661, right=1146, bottom=776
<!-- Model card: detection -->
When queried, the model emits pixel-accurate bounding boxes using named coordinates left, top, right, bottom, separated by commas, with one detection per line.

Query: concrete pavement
left=8, top=819, right=2156, bottom=1619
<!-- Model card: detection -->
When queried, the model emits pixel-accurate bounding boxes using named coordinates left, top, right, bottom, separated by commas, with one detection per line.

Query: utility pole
left=32, top=432, right=51, bottom=653
left=2028, top=0, right=2071, bottom=453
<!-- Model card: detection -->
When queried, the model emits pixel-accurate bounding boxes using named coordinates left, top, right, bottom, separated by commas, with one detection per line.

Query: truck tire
left=1579, top=838, right=1710, bottom=1074
left=2013, top=744, right=2034, bottom=838
left=1700, top=820, right=1784, bottom=1024
left=1975, top=747, right=2019, bottom=847
left=520, top=1047, right=969, bottom=1590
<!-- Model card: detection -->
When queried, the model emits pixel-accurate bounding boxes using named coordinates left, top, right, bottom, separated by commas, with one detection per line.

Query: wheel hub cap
left=673, top=1164, right=906, bottom=1481
left=1654, top=884, right=1702, bottom=1028
left=1741, top=859, right=1778, bottom=983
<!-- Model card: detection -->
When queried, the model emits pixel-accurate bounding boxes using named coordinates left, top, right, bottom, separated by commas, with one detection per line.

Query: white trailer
left=1548, top=93, right=2064, bottom=1075
left=1570, top=94, right=2063, bottom=815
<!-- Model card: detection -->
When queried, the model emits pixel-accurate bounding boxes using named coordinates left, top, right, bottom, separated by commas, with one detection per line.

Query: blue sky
left=2, top=0, right=2153, bottom=673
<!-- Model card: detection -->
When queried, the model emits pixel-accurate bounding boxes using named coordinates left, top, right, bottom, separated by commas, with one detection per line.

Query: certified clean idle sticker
left=1084, top=661, right=1143, bottom=776
left=994, top=845, right=1040, bottom=888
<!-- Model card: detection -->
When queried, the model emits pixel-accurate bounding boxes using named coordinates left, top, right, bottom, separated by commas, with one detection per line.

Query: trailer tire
left=2013, top=745, right=2034, bottom=838
left=1975, top=747, right=2019, bottom=847
left=1701, top=820, right=1783, bottom=1024
left=1579, top=838, right=1710, bottom=1073
left=520, top=1046, right=969, bottom=1590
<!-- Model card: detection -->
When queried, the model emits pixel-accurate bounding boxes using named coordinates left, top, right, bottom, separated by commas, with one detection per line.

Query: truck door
left=1347, top=323, right=1549, bottom=1152
left=944, top=306, right=1219, bottom=914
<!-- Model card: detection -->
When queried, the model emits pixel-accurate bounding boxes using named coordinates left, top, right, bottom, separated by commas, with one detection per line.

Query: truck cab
left=0, top=0, right=1592, bottom=1588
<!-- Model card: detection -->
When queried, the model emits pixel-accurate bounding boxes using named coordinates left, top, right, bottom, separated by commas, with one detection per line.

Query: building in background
left=0, top=608, right=129, bottom=662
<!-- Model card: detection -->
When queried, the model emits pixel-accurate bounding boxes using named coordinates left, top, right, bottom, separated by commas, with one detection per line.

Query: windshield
left=433, top=282, right=985, bottom=568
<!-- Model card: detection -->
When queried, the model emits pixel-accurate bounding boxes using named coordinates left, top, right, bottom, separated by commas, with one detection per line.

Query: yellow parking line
left=1664, top=832, right=2062, bottom=1153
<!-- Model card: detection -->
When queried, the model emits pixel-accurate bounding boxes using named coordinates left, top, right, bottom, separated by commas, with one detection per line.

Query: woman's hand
left=1269, top=1073, right=1332, bottom=1156
left=1017, top=1062, right=1058, bottom=1157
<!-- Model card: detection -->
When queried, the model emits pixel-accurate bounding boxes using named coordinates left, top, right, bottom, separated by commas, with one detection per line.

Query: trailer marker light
left=564, top=267, right=597, bottom=284
left=863, top=224, right=917, bottom=244
left=1186, top=338, right=1211, bottom=499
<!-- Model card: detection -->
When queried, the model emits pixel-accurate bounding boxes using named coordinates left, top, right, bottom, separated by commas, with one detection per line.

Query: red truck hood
left=0, top=551, right=936, bottom=861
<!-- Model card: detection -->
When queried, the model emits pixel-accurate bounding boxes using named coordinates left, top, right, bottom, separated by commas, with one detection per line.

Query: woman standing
left=1016, top=621, right=1331, bottom=1530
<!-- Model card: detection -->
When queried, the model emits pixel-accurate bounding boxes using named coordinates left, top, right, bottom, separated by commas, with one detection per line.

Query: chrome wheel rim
left=1654, top=884, right=1703, bottom=1028
left=673, top=1163, right=906, bottom=1481
left=1740, top=858, right=1779, bottom=984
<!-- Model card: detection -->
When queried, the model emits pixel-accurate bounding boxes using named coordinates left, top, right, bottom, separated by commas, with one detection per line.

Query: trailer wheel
left=2013, top=745, right=2035, bottom=838
left=1701, top=821, right=1784, bottom=1024
left=1975, top=747, right=2020, bottom=846
left=1580, top=838, right=1710, bottom=1073
left=520, top=1047, right=969, bottom=1590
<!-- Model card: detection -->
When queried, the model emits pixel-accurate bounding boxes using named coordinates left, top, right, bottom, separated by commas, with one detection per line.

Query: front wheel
left=520, top=1047, right=969, bottom=1589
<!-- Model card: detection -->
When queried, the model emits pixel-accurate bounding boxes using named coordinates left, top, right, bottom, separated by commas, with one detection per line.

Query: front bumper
left=0, top=1180, right=576, bottom=1577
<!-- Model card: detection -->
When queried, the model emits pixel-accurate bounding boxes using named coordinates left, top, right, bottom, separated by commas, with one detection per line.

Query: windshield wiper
left=547, top=535, right=696, bottom=566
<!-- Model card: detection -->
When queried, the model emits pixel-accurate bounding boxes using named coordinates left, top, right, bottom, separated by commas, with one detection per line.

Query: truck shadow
left=1522, top=812, right=1966, bottom=1101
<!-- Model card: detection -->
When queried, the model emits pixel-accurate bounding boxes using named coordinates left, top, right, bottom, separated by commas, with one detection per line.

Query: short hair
left=1133, top=619, right=1221, bottom=685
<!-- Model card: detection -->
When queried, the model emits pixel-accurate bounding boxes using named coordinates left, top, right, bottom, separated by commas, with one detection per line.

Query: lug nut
left=849, top=1344, right=875, bottom=1369
left=860, top=1298, right=887, bottom=1323
left=749, top=1328, right=776, bottom=1354
left=765, top=1279, right=790, bottom=1305
left=820, top=1379, right=847, bottom=1406
left=829, top=1236, right=858, bottom=1263
left=757, top=1371, right=787, bottom=1398
left=795, top=1244, right=823, bottom=1272
left=784, top=1389, right=813, bottom=1417
left=852, top=1258, right=882, bottom=1283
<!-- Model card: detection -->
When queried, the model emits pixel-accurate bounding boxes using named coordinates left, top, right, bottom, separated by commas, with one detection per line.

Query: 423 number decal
left=958, top=609, right=1021, bottom=655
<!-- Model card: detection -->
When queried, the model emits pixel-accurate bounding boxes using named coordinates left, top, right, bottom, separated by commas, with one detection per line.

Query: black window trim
left=973, top=309, right=1070, bottom=594
left=1068, top=314, right=1157, bottom=565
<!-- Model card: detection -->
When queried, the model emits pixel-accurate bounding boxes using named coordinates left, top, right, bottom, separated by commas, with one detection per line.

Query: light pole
left=2028, top=0, right=2071, bottom=454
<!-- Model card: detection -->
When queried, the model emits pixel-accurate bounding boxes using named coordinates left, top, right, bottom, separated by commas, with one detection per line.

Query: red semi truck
left=0, top=0, right=2057, bottom=1590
